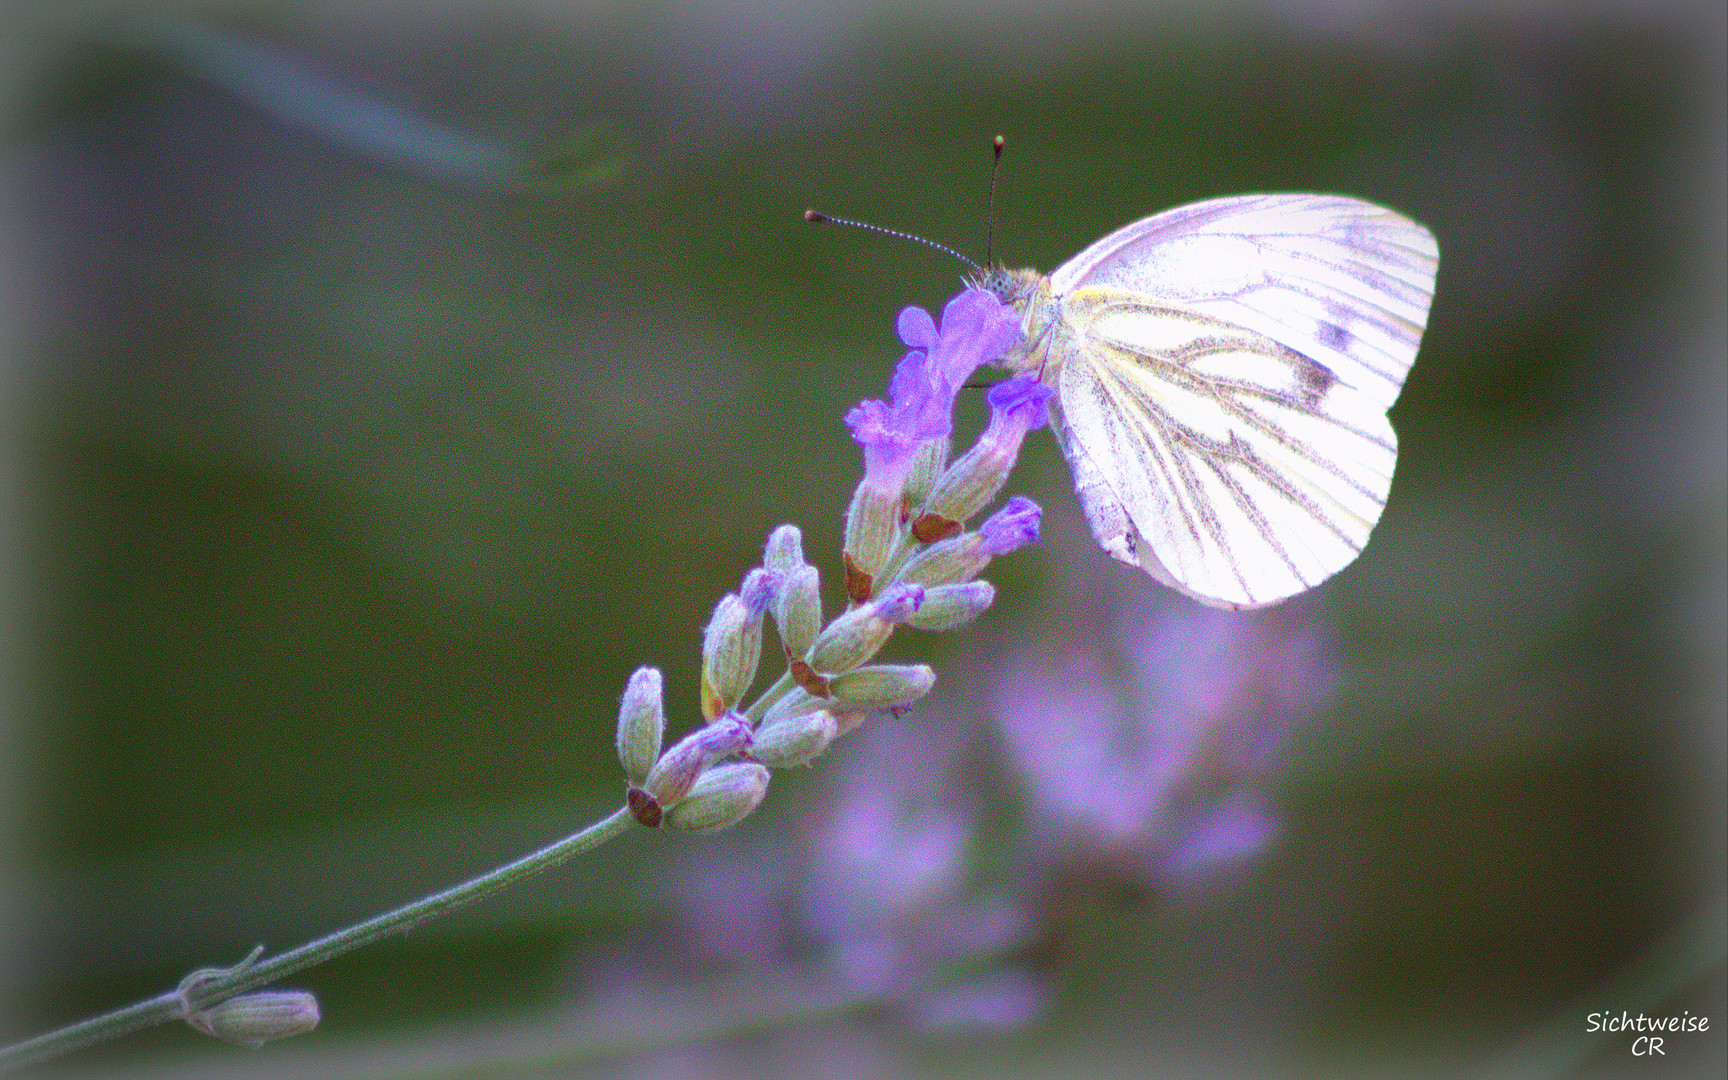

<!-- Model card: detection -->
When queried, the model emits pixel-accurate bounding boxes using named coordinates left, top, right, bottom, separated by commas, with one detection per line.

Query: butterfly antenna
left=985, top=134, right=1004, bottom=265
left=804, top=210, right=981, bottom=273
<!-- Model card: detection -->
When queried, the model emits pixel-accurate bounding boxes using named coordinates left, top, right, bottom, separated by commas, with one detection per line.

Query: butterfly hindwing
left=1051, top=289, right=1400, bottom=609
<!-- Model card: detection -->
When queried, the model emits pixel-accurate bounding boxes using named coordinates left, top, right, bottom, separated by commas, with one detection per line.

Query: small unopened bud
left=898, top=532, right=991, bottom=587
left=752, top=709, right=840, bottom=767
left=806, top=583, right=924, bottom=674
left=977, top=497, right=1042, bottom=555
left=184, top=990, right=320, bottom=1047
left=700, top=575, right=772, bottom=719
left=776, top=564, right=823, bottom=657
left=900, top=499, right=1041, bottom=587
left=923, top=376, right=1053, bottom=523
left=922, top=449, right=1012, bottom=527
left=644, top=713, right=752, bottom=806
left=843, top=481, right=899, bottom=582
left=759, top=687, right=822, bottom=729
left=904, top=581, right=997, bottom=631
left=663, top=762, right=770, bottom=832
left=762, top=524, right=806, bottom=573
left=831, top=707, right=873, bottom=736
left=615, top=666, right=665, bottom=786
left=826, top=663, right=936, bottom=709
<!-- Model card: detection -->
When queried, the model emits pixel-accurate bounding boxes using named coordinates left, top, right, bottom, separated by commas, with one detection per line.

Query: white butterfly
left=978, top=193, right=1438, bottom=610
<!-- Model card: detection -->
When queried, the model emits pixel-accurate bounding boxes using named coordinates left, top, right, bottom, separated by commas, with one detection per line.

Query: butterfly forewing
left=1048, top=194, right=1438, bottom=413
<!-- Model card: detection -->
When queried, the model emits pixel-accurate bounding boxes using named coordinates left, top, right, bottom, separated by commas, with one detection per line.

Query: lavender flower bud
left=831, top=706, right=874, bottom=736
left=759, top=686, right=823, bottom=728
left=663, top=762, right=771, bottom=833
left=923, top=376, right=1053, bottom=524
left=904, top=580, right=997, bottom=631
left=978, top=496, right=1042, bottom=555
left=762, top=524, right=806, bottom=573
left=184, top=991, right=320, bottom=1047
left=842, top=479, right=900, bottom=587
left=827, top=663, right=936, bottom=709
left=614, top=666, right=665, bottom=786
left=901, top=498, right=1043, bottom=586
left=700, top=572, right=775, bottom=719
left=644, top=713, right=752, bottom=806
left=807, top=583, right=924, bottom=674
left=752, top=708, right=840, bottom=767
left=776, top=563, right=823, bottom=658
left=898, top=532, right=991, bottom=587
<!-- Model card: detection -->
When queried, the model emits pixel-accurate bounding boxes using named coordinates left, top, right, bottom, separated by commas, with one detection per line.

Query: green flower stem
left=742, top=670, right=796, bottom=725
left=0, top=805, right=636, bottom=1074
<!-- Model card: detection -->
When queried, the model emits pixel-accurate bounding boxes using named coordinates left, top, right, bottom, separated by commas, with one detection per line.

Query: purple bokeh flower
left=991, top=587, right=1336, bottom=894
left=795, top=718, right=1035, bottom=1005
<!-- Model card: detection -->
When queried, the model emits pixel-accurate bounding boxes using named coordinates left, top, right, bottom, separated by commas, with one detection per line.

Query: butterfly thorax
left=973, top=265, right=1063, bottom=377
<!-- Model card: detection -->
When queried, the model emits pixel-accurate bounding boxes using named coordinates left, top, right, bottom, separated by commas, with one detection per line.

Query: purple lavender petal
left=845, top=397, right=921, bottom=490
left=928, top=288, right=1025, bottom=391
left=886, top=348, right=955, bottom=442
left=978, top=496, right=1042, bottom=555
left=897, top=304, right=938, bottom=348
left=983, top=373, right=1055, bottom=432
left=739, top=567, right=780, bottom=615
left=872, top=582, right=925, bottom=623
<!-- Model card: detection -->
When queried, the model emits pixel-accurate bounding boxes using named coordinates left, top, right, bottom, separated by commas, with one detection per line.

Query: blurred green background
left=1, top=2, right=1723, bottom=1078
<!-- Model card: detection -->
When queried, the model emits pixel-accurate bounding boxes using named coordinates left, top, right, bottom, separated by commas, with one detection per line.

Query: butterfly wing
left=1040, top=194, right=1436, bottom=608
left=1049, top=193, right=1437, bottom=413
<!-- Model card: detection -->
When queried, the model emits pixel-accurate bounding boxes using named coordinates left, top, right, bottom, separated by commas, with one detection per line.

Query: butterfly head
left=968, top=266, right=1059, bottom=378
left=967, top=265, right=1044, bottom=310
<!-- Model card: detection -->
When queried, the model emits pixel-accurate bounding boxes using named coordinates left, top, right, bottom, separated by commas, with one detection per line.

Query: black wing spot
left=1293, top=352, right=1339, bottom=406
left=1317, top=321, right=1352, bottom=350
